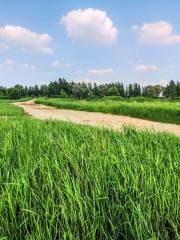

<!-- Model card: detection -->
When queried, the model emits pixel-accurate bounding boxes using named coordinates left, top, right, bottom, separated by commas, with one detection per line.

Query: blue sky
left=0, top=0, right=180, bottom=87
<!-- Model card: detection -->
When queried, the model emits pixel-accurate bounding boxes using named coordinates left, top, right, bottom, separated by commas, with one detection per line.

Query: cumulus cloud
left=0, top=25, right=53, bottom=54
left=135, top=64, right=160, bottom=72
left=133, top=21, right=180, bottom=44
left=88, top=68, right=113, bottom=76
left=60, top=8, right=118, bottom=46
left=52, top=60, right=72, bottom=68
left=0, top=59, right=36, bottom=71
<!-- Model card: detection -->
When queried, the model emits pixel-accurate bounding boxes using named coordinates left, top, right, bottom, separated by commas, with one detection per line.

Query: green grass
left=0, top=118, right=179, bottom=239
left=35, top=98, right=180, bottom=125
left=13, top=97, right=33, bottom=102
left=0, top=100, right=24, bottom=117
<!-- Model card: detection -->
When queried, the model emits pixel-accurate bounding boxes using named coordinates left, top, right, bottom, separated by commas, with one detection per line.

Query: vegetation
left=0, top=100, right=24, bottom=116
left=35, top=97, right=180, bottom=124
left=0, top=79, right=180, bottom=99
left=0, top=118, right=179, bottom=239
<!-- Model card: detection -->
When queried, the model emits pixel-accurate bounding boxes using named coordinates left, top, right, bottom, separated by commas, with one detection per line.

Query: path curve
left=14, top=101, right=180, bottom=137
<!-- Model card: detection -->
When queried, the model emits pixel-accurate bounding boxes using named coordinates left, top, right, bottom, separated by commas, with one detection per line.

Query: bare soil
left=14, top=101, right=180, bottom=137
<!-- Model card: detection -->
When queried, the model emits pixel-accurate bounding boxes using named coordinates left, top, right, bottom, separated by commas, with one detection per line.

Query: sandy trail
left=14, top=101, right=180, bottom=137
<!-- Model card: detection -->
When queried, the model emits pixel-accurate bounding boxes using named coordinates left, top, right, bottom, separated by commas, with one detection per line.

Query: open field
left=35, top=98, right=180, bottom=125
left=1, top=1, right=180, bottom=239
left=0, top=117, right=179, bottom=239
left=0, top=100, right=179, bottom=239
left=15, top=100, right=180, bottom=136
left=0, top=100, right=24, bottom=117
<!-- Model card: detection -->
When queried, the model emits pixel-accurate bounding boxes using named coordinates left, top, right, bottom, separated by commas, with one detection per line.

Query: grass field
left=0, top=100, right=179, bottom=239
left=35, top=97, right=180, bottom=125
left=0, top=115, right=179, bottom=239
left=0, top=100, right=24, bottom=116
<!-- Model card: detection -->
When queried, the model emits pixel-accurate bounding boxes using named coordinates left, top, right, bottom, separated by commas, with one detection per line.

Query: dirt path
left=14, top=101, right=180, bottom=137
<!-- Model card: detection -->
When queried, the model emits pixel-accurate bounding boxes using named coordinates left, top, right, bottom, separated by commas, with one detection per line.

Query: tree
left=8, top=87, right=22, bottom=99
left=98, top=85, right=108, bottom=97
left=93, top=83, right=100, bottom=97
left=176, top=81, right=180, bottom=97
left=60, top=89, right=68, bottom=98
left=142, top=86, right=156, bottom=98
left=166, top=80, right=177, bottom=98
left=128, top=84, right=133, bottom=97
left=153, top=85, right=164, bottom=97
left=116, top=82, right=125, bottom=97
left=34, top=85, right=39, bottom=97
left=0, top=86, right=7, bottom=96
left=108, top=86, right=119, bottom=96
left=0, top=79, right=178, bottom=100
left=134, top=83, right=141, bottom=97
left=40, top=85, right=48, bottom=97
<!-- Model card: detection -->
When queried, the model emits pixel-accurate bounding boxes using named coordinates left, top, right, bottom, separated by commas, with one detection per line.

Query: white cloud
left=133, top=21, right=180, bottom=44
left=74, top=78, right=102, bottom=84
left=88, top=68, right=113, bottom=76
left=135, top=64, right=160, bottom=72
left=52, top=60, right=72, bottom=68
left=159, top=79, right=169, bottom=86
left=0, top=25, right=53, bottom=54
left=60, top=8, right=118, bottom=46
left=0, top=59, right=36, bottom=71
left=64, top=63, right=72, bottom=67
left=52, top=60, right=62, bottom=68
left=0, top=43, right=9, bottom=51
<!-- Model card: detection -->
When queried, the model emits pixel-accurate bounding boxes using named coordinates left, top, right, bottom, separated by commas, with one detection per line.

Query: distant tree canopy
left=142, top=85, right=165, bottom=98
left=0, top=78, right=179, bottom=100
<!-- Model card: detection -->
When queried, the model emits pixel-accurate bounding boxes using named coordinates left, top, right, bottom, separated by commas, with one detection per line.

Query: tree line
left=0, top=79, right=180, bottom=100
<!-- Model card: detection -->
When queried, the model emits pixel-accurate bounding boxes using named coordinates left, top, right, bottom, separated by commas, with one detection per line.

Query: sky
left=0, top=0, right=180, bottom=87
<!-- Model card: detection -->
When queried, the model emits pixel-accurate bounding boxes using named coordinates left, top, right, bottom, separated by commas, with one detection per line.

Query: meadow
left=35, top=97, right=180, bottom=125
left=0, top=100, right=179, bottom=239
left=0, top=100, right=24, bottom=117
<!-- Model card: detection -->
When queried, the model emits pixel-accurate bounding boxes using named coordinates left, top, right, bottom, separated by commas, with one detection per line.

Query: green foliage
left=14, top=97, right=33, bottom=102
left=0, top=101, right=24, bottom=116
left=165, top=80, right=178, bottom=98
left=1, top=79, right=180, bottom=99
left=9, top=87, right=22, bottom=99
left=101, top=96, right=125, bottom=101
left=35, top=98, right=180, bottom=124
left=107, top=86, right=119, bottom=96
left=59, top=89, right=68, bottom=98
left=0, top=118, right=179, bottom=239
left=142, top=85, right=165, bottom=98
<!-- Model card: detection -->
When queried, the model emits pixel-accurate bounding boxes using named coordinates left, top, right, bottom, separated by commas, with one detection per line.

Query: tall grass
left=0, top=118, right=179, bottom=239
left=35, top=98, right=180, bottom=125
left=0, top=100, right=24, bottom=116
